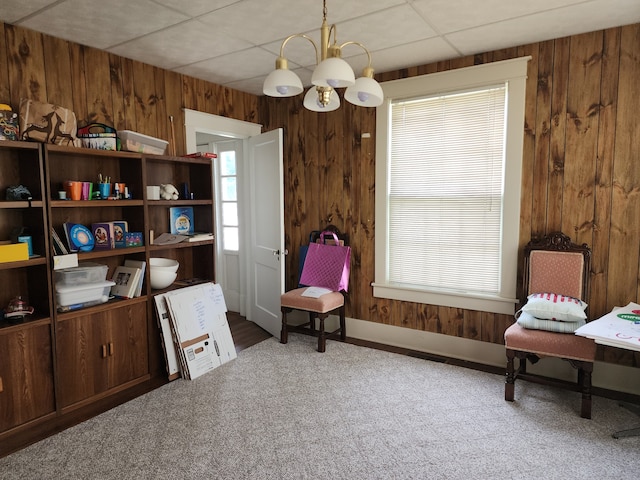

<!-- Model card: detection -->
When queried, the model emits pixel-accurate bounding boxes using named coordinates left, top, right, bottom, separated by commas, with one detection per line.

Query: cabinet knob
left=0, top=376, right=3, bottom=393
left=109, top=342, right=114, bottom=356
left=101, top=344, right=107, bottom=358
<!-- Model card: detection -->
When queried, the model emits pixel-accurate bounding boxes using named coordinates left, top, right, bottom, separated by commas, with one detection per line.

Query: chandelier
left=262, top=0, right=383, bottom=112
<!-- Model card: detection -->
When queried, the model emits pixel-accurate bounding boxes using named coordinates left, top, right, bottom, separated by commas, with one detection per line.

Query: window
left=374, top=58, right=530, bottom=315
left=219, top=149, right=239, bottom=251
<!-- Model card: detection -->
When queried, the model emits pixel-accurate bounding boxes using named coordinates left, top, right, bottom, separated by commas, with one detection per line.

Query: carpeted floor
left=2, top=334, right=640, bottom=479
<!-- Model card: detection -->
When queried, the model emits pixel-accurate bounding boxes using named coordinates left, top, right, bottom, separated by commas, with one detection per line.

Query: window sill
left=372, top=282, right=517, bottom=315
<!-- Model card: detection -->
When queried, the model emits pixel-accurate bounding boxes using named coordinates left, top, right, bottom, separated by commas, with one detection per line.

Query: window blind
left=388, top=86, right=506, bottom=295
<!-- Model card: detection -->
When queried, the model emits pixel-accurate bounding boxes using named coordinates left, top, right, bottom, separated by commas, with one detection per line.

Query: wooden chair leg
left=280, top=307, right=289, bottom=344
left=339, top=305, right=346, bottom=341
left=308, top=312, right=316, bottom=332
left=505, top=349, right=516, bottom=402
left=579, top=362, right=593, bottom=419
left=317, top=314, right=327, bottom=352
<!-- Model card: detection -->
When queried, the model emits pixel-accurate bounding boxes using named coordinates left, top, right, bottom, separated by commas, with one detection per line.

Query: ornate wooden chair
left=504, top=232, right=596, bottom=418
left=280, top=226, right=348, bottom=352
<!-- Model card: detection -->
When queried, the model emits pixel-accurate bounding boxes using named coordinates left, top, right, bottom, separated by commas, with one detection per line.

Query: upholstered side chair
left=504, top=232, right=596, bottom=418
left=280, top=226, right=348, bottom=352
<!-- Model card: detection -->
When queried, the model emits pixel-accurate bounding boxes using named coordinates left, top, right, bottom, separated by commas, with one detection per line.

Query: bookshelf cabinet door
left=104, top=302, right=149, bottom=389
left=56, top=302, right=149, bottom=408
left=0, top=324, right=55, bottom=432
left=56, top=314, right=109, bottom=408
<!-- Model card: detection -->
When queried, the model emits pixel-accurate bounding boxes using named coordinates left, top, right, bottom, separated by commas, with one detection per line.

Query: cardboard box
left=0, top=242, right=29, bottom=263
left=119, top=130, right=168, bottom=155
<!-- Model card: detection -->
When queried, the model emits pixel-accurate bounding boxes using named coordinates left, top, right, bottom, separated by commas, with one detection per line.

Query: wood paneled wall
left=0, top=23, right=259, bottom=155
left=1, top=21, right=638, bottom=366
left=260, top=24, right=640, bottom=367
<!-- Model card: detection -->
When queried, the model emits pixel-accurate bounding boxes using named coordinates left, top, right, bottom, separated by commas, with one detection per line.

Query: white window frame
left=373, top=57, right=530, bottom=315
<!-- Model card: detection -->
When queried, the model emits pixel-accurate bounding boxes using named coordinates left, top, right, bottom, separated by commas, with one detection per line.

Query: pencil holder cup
left=98, top=183, right=111, bottom=199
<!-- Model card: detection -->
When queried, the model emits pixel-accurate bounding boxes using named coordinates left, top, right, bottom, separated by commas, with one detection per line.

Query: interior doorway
left=184, top=109, right=262, bottom=316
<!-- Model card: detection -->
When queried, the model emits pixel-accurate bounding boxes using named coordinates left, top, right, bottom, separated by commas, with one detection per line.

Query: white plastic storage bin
left=54, top=262, right=109, bottom=286
left=55, top=281, right=115, bottom=307
left=119, top=130, right=168, bottom=155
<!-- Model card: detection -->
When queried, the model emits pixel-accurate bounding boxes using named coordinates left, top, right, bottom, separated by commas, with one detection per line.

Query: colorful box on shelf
left=119, top=130, right=168, bottom=155
left=0, top=242, right=29, bottom=263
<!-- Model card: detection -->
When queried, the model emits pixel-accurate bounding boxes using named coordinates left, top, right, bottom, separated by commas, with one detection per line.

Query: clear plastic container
left=119, top=130, right=168, bottom=155
left=55, top=281, right=115, bottom=306
left=54, top=262, right=109, bottom=286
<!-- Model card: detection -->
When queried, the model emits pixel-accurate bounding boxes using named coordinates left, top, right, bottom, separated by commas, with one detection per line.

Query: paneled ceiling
left=1, top=0, right=638, bottom=96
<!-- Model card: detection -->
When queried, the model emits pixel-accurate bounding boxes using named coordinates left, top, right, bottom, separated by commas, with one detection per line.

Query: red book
left=182, top=152, right=217, bottom=159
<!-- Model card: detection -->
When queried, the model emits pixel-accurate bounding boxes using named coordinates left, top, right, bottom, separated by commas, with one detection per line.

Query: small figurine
left=4, top=296, right=34, bottom=324
left=160, top=183, right=179, bottom=200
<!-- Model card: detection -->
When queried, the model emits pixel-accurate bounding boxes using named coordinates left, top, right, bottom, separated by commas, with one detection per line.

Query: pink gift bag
left=299, top=231, right=351, bottom=292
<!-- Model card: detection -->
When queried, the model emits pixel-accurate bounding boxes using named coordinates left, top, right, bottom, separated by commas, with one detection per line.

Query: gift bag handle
left=319, top=231, right=340, bottom=245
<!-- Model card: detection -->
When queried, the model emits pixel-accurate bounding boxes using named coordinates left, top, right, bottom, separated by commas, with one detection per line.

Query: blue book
left=169, top=207, right=194, bottom=235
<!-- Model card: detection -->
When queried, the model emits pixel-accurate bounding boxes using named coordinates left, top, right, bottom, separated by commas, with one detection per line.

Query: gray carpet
left=2, top=334, right=640, bottom=480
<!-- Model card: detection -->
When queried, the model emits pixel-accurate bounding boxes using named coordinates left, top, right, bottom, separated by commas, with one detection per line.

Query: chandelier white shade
left=345, top=74, right=384, bottom=107
left=263, top=0, right=383, bottom=112
left=311, top=57, right=355, bottom=89
left=263, top=66, right=303, bottom=97
left=304, top=87, right=340, bottom=112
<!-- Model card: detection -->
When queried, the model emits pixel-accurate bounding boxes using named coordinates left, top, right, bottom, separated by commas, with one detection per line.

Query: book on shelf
left=185, top=232, right=213, bottom=242
left=152, top=233, right=188, bottom=245
left=57, top=297, right=108, bottom=312
left=92, top=222, right=114, bottom=250
left=182, top=152, right=217, bottom=159
left=110, top=265, right=142, bottom=299
left=124, top=259, right=146, bottom=297
left=62, top=222, right=78, bottom=252
left=112, top=220, right=128, bottom=248
left=50, top=227, right=69, bottom=255
left=169, top=206, right=194, bottom=235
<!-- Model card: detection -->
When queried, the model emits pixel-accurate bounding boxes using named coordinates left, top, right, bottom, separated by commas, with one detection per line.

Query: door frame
left=184, top=109, right=262, bottom=317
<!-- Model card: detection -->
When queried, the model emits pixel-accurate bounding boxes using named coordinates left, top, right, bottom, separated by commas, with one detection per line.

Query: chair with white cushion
left=280, top=226, right=347, bottom=352
left=504, top=232, right=596, bottom=418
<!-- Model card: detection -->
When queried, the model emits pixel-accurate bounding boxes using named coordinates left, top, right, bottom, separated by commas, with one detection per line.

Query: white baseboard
left=344, top=317, right=640, bottom=396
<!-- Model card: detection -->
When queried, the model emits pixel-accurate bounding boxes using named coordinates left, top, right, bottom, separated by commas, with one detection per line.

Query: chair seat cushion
left=281, top=287, right=344, bottom=313
left=504, top=323, right=596, bottom=361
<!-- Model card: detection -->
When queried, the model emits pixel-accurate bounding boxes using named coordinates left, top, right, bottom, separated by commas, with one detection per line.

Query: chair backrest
left=523, top=232, right=591, bottom=304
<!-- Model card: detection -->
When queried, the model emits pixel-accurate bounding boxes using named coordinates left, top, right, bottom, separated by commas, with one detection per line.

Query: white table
left=575, top=303, right=640, bottom=438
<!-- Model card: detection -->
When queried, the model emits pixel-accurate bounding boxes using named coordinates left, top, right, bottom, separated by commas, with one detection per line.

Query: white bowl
left=150, top=269, right=177, bottom=289
left=149, top=257, right=179, bottom=272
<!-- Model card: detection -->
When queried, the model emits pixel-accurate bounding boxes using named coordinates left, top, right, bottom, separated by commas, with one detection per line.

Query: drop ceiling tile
left=334, top=5, right=438, bottom=53
left=320, top=0, right=407, bottom=23
left=175, top=47, right=275, bottom=86
left=151, top=0, right=238, bottom=18
left=363, top=37, right=460, bottom=75
left=108, top=19, right=254, bottom=70
left=20, top=0, right=189, bottom=50
left=446, top=0, right=640, bottom=55
left=412, top=0, right=590, bottom=34
left=0, top=0, right=56, bottom=23
left=198, top=0, right=322, bottom=46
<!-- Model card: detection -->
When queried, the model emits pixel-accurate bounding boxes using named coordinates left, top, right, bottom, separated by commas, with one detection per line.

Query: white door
left=247, top=129, right=285, bottom=337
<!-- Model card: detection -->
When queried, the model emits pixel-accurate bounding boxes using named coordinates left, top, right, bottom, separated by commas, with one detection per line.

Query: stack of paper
left=154, top=283, right=237, bottom=380
left=575, top=302, right=640, bottom=352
